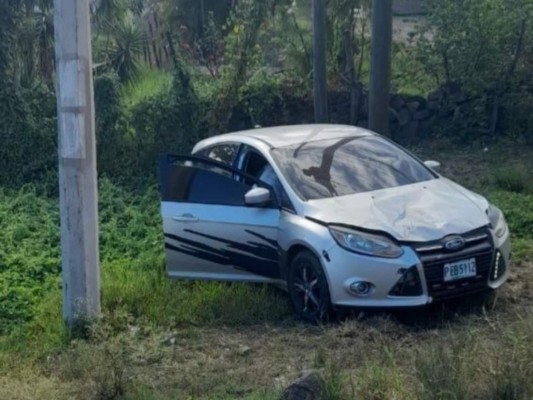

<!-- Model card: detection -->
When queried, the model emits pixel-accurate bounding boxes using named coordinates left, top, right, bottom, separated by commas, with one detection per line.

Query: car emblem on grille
left=443, top=235, right=465, bottom=251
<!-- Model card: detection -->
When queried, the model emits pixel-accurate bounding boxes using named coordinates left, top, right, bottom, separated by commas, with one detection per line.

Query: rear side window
left=198, top=144, right=239, bottom=166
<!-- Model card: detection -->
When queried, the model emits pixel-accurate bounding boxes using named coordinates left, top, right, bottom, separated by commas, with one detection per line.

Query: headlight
left=329, top=226, right=404, bottom=258
left=487, top=204, right=508, bottom=238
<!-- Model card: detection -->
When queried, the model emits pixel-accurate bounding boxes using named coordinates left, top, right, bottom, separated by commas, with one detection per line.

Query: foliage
left=415, top=0, right=533, bottom=94
left=107, top=11, right=147, bottom=84
left=94, top=73, right=133, bottom=177
left=0, top=179, right=290, bottom=342
left=493, top=166, right=529, bottom=193
left=0, top=185, right=60, bottom=334
left=0, top=0, right=19, bottom=79
left=414, top=0, right=533, bottom=137
left=130, top=59, right=204, bottom=170
left=208, top=0, right=273, bottom=134
left=489, top=191, right=533, bottom=239
left=0, top=83, right=57, bottom=188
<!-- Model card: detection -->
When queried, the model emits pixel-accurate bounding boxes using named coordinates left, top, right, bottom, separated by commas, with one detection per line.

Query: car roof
left=201, top=124, right=375, bottom=149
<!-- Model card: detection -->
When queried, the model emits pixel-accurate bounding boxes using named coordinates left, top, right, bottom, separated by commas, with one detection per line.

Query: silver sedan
left=159, top=125, right=511, bottom=322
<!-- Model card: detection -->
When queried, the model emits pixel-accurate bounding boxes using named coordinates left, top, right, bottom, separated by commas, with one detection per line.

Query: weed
left=493, top=167, right=528, bottom=193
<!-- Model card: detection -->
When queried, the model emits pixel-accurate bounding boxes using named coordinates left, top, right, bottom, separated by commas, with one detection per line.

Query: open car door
left=159, top=154, right=281, bottom=282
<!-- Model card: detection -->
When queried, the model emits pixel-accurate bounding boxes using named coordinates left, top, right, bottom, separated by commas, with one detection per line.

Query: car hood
left=303, top=178, right=490, bottom=242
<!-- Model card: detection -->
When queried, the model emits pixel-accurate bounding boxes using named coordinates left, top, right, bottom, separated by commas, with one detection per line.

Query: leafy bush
left=0, top=83, right=57, bottom=188
left=0, top=186, right=60, bottom=333
left=95, top=73, right=134, bottom=178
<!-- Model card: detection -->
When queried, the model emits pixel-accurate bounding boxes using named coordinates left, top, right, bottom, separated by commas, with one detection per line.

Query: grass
left=0, top=142, right=532, bottom=399
left=120, top=67, right=172, bottom=108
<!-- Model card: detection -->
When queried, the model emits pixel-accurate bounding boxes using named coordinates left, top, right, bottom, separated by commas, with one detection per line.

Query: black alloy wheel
left=288, top=250, right=331, bottom=323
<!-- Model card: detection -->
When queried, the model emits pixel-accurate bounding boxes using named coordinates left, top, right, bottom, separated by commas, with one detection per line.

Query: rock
left=281, top=372, right=325, bottom=400
left=164, top=335, right=176, bottom=346
left=406, top=95, right=427, bottom=110
left=397, top=108, right=411, bottom=126
left=437, top=105, right=455, bottom=118
left=406, top=101, right=421, bottom=114
left=389, top=94, right=405, bottom=111
left=396, top=120, right=419, bottom=144
left=414, top=109, right=432, bottom=120
left=428, top=89, right=443, bottom=102
left=238, top=345, right=251, bottom=356
left=418, top=117, right=435, bottom=137
left=428, top=100, right=440, bottom=110
left=448, top=91, right=467, bottom=104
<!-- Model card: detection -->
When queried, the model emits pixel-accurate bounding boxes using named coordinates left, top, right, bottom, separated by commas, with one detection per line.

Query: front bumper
left=324, top=227, right=510, bottom=308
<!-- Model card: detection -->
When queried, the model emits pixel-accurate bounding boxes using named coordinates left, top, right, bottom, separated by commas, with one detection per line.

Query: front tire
left=288, top=250, right=332, bottom=323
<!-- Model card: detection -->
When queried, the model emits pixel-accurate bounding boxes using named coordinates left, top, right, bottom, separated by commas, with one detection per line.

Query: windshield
left=271, top=136, right=436, bottom=200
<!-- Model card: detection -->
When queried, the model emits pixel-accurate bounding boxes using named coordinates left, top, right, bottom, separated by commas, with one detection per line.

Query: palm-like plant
left=108, top=12, right=147, bottom=84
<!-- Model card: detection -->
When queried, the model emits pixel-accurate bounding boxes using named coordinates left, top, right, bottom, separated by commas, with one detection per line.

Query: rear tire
left=288, top=250, right=332, bottom=324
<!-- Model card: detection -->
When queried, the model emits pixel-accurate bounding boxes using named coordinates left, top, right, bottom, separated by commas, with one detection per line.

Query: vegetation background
left=0, top=0, right=532, bottom=399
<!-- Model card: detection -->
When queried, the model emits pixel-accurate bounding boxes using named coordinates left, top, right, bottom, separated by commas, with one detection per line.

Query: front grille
left=413, top=228, right=494, bottom=301
left=389, top=265, right=423, bottom=297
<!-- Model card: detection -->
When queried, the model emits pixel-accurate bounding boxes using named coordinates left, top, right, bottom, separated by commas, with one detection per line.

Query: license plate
left=443, top=258, right=477, bottom=282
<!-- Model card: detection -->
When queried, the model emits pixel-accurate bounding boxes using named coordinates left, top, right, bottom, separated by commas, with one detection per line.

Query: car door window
left=238, top=147, right=294, bottom=211
left=160, top=156, right=277, bottom=207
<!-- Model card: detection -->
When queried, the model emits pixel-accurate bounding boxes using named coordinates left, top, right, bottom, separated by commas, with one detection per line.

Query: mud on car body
left=159, top=125, right=511, bottom=322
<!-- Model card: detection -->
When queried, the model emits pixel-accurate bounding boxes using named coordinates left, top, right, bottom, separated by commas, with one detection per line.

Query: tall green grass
left=0, top=178, right=290, bottom=359
left=120, top=67, right=172, bottom=108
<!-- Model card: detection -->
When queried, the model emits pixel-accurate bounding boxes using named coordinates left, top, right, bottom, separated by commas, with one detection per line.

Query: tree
left=313, top=0, right=328, bottom=123
left=108, top=11, right=147, bottom=83
left=328, top=0, right=370, bottom=125
left=208, top=0, right=272, bottom=133
left=368, top=0, right=393, bottom=135
left=415, top=0, right=533, bottom=136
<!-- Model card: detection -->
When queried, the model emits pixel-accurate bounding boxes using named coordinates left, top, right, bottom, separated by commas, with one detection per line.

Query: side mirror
left=244, top=187, right=271, bottom=207
left=424, top=160, right=441, bottom=171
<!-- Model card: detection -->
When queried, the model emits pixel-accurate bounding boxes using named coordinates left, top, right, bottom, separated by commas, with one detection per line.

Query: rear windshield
left=271, top=136, right=436, bottom=200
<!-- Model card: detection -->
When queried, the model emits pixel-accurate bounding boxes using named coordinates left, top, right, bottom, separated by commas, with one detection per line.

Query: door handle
left=172, top=213, right=199, bottom=222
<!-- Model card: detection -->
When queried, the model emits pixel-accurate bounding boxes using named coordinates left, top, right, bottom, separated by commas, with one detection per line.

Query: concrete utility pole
left=369, top=0, right=393, bottom=135
left=312, top=0, right=328, bottom=123
left=54, top=0, right=100, bottom=326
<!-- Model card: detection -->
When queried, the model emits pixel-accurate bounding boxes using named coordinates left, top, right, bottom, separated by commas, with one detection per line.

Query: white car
left=159, top=124, right=511, bottom=322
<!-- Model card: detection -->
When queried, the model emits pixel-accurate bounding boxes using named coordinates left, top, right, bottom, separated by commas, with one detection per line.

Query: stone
left=238, top=345, right=251, bottom=356
left=397, top=120, right=419, bottom=144
left=448, top=91, right=467, bottom=104
left=281, top=372, right=325, bottom=400
left=428, top=89, right=443, bottom=102
left=414, top=109, right=432, bottom=120
left=406, top=101, right=421, bottom=114
left=437, top=105, right=455, bottom=118
left=428, top=100, right=440, bottom=110
left=389, top=94, right=405, bottom=111
left=397, top=107, right=411, bottom=126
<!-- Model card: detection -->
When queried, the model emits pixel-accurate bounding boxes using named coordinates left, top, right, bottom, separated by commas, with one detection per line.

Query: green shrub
left=94, top=73, right=134, bottom=178
left=0, top=185, right=60, bottom=333
left=0, top=83, right=56, bottom=188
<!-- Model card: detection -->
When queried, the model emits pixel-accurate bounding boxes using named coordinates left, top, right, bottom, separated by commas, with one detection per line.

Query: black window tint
left=271, top=136, right=435, bottom=200
left=162, top=165, right=251, bottom=205
left=188, top=168, right=250, bottom=205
